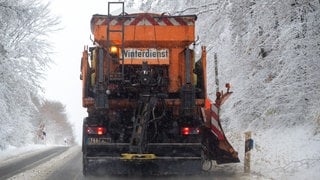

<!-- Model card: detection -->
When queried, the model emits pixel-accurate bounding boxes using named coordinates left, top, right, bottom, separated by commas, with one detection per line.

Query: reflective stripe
left=93, top=14, right=195, bottom=26
left=210, top=103, right=225, bottom=140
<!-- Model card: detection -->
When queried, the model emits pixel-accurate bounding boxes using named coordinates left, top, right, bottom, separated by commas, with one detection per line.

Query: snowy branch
left=0, top=0, right=60, bottom=150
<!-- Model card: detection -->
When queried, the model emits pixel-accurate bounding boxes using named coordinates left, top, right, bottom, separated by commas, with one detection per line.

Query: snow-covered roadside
left=224, top=125, right=320, bottom=180
left=251, top=127, right=320, bottom=180
left=7, top=146, right=80, bottom=180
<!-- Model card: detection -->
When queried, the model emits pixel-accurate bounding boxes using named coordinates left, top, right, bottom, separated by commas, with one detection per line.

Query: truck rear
left=80, top=2, right=239, bottom=175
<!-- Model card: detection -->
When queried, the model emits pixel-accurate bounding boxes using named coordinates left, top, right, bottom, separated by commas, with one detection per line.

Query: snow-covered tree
left=125, top=0, right=320, bottom=178
left=0, top=0, right=59, bottom=149
left=36, top=100, right=75, bottom=145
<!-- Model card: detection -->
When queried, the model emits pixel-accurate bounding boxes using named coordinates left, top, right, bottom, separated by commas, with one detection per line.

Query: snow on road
left=3, top=145, right=79, bottom=180
left=0, top=145, right=52, bottom=165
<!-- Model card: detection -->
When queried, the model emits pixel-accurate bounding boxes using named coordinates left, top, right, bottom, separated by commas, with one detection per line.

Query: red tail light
left=86, top=127, right=106, bottom=135
left=182, top=127, right=190, bottom=135
left=181, top=127, right=200, bottom=135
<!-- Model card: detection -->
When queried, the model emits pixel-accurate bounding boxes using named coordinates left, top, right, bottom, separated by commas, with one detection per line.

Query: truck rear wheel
left=201, top=149, right=212, bottom=171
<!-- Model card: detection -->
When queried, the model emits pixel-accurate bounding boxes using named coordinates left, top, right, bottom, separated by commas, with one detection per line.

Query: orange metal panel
left=122, top=59, right=169, bottom=65
left=93, top=26, right=194, bottom=47
left=81, top=48, right=89, bottom=107
left=168, top=48, right=182, bottom=92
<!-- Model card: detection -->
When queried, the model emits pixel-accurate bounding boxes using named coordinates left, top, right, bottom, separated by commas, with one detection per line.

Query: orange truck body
left=89, top=13, right=197, bottom=93
left=80, top=4, right=239, bottom=175
left=82, top=13, right=205, bottom=108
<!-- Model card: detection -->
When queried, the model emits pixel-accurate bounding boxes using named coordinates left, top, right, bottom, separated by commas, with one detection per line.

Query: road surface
left=0, top=146, right=251, bottom=180
left=0, top=146, right=67, bottom=179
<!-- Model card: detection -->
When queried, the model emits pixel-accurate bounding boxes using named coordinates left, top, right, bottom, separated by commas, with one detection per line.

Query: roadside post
left=244, top=131, right=254, bottom=173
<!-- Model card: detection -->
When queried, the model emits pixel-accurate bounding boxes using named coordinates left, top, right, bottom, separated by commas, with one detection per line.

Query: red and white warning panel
left=90, top=13, right=196, bottom=47
left=92, top=13, right=196, bottom=27
left=202, top=90, right=240, bottom=164
left=210, top=103, right=226, bottom=141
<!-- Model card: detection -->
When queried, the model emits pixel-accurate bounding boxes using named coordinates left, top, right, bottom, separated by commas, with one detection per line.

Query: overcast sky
left=44, top=0, right=112, bottom=143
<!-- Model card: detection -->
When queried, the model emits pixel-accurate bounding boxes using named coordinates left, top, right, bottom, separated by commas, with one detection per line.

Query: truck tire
left=201, top=148, right=212, bottom=171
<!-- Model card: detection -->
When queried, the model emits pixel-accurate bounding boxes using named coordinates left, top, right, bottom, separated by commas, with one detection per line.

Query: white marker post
left=244, top=131, right=253, bottom=173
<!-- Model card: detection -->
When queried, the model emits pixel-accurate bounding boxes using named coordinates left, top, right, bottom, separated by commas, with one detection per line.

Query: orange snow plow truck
left=80, top=2, right=239, bottom=175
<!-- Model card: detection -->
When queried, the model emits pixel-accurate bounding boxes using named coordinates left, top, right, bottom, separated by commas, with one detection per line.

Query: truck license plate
left=87, top=138, right=111, bottom=145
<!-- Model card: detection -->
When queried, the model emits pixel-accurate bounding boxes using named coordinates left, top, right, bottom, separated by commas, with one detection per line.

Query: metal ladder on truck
left=106, top=2, right=125, bottom=82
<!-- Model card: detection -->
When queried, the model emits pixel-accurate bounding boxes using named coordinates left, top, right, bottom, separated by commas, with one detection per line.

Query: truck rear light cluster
left=181, top=127, right=200, bottom=135
left=86, top=127, right=106, bottom=135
